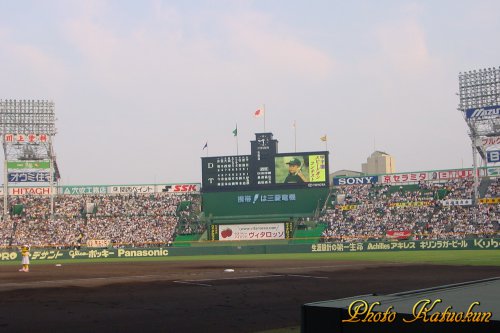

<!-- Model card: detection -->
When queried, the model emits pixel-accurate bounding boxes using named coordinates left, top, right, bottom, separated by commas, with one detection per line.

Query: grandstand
left=0, top=166, right=499, bottom=250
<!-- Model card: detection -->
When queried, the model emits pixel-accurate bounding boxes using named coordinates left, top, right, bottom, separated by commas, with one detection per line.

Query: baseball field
left=0, top=250, right=499, bottom=332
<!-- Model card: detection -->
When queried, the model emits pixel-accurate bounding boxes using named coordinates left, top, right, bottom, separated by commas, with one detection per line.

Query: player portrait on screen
left=275, top=156, right=310, bottom=184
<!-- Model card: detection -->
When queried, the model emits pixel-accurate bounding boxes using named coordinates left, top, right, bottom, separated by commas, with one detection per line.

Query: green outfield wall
left=202, top=188, right=328, bottom=217
left=0, top=238, right=498, bottom=262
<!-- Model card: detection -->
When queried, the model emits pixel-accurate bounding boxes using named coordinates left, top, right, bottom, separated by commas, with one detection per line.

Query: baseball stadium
left=1, top=69, right=500, bottom=333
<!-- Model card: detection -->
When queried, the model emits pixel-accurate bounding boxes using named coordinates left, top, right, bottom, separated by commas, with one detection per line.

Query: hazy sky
left=1, top=0, right=499, bottom=185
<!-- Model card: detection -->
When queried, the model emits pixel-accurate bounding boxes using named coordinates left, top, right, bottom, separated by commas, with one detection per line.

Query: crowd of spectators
left=320, top=178, right=500, bottom=242
left=0, top=192, right=201, bottom=248
left=484, top=177, right=500, bottom=198
left=1, top=177, right=499, bottom=248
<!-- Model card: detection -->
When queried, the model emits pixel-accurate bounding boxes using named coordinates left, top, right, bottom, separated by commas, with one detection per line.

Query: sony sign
left=333, top=176, right=378, bottom=186
left=466, top=105, right=500, bottom=119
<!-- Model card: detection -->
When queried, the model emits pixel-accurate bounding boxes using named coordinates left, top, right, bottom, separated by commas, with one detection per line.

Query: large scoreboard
left=201, top=133, right=329, bottom=192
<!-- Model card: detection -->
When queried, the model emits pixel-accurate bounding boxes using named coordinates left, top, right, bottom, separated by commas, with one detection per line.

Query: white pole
left=263, top=104, right=266, bottom=132
left=294, top=120, right=297, bottom=152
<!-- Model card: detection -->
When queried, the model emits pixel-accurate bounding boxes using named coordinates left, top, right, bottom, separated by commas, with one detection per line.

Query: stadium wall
left=1, top=238, right=498, bottom=262
left=202, top=188, right=328, bottom=217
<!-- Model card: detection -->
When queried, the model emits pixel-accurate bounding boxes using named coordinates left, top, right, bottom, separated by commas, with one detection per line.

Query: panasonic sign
left=466, top=105, right=500, bottom=119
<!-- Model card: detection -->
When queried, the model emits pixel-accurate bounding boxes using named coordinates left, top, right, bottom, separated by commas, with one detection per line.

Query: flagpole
left=236, top=123, right=239, bottom=155
left=294, top=120, right=297, bottom=152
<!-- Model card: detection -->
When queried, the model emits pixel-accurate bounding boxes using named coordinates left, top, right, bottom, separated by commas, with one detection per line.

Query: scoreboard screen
left=202, top=155, right=251, bottom=189
left=202, top=133, right=329, bottom=192
left=274, top=153, right=327, bottom=187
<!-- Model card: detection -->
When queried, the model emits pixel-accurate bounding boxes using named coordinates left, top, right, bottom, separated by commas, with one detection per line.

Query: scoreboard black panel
left=201, top=133, right=329, bottom=192
left=201, top=155, right=251, bottom=189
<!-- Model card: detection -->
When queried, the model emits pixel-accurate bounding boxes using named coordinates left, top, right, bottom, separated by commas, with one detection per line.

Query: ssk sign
left=161, top=184, right=200, bottom=193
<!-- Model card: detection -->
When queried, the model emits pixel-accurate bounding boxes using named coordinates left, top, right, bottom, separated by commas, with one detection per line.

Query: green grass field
left=1, top=249, right=498, bottom=266
left=1, top=249, right=498, bottom=333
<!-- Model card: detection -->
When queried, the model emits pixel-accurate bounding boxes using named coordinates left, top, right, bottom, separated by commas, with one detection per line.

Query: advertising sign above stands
left=465, top=105, right=500, bottom=119
left=160, top=184, right=200, bottom=193
left=8, top=172, right=51, bottom=183
left=109, top=185, right=155, bottom=194
left=4, top=133, right=50, bottom=143
left=487, top=150, right=500, bottom=163
left=7, top=161, right=51, bottom=169
left=477, top=136, right=500, bottom=148
left=9, top=187, right=52, bottom=195
left=333, top=168, right=491, bottom=186
left=333, top=176, right=378, bottom=186
left=380, top=172, right=429, bottom=184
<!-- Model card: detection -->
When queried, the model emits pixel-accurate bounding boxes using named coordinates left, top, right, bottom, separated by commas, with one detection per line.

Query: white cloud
left=373, top=19, right=432, bottom=75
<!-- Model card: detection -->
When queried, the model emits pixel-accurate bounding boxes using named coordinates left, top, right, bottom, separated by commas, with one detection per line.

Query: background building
left=361, top=151, right=395, bottom=175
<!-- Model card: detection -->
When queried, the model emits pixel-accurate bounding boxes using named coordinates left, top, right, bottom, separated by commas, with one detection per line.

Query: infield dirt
left=1, top=260, right=499, bottom=332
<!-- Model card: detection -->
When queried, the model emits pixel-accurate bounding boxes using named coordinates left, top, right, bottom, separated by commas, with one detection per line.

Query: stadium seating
left=0, top=177, right=499, bottom=248
left=319, top=179, right=499, bottom=242
left=0, top=192, right=200, bottom=247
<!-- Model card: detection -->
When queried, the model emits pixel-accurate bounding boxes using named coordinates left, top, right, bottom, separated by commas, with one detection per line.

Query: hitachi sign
left=334, top=176, right=378, bottom=185
left=466, top=106, right=500, bottom=119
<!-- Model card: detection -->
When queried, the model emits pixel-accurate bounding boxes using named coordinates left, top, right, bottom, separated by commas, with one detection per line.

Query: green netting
left=11, top=204, right=24, bottom=215
left=291, top=225, right=327, bottom=244
left=177, top=201, right=191, bottom=212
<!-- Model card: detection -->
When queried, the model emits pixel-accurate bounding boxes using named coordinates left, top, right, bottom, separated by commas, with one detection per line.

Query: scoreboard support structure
left=201, top=132, right=330, bottom=221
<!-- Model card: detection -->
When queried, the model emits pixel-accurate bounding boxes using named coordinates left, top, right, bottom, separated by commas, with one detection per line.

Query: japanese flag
left=254, top=109, right=264, bottom=118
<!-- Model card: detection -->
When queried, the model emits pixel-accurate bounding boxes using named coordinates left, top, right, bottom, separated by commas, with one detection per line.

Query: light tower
left=0, top=99, right=59, bottom=217
left=458, top=67, right=500, bottom=204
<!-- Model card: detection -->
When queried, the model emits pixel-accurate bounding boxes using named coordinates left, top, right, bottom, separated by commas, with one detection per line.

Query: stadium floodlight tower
left=458, top=67, right=500, bottom=204
left=0, top=99, right=58, bottom=218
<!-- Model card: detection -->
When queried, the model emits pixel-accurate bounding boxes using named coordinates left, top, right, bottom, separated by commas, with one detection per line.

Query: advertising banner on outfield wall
left=310, top=238, right=500, bottom=253
left=0, top=238, right=499, bottom=262
left=218, top=223, right=286, bottom=241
